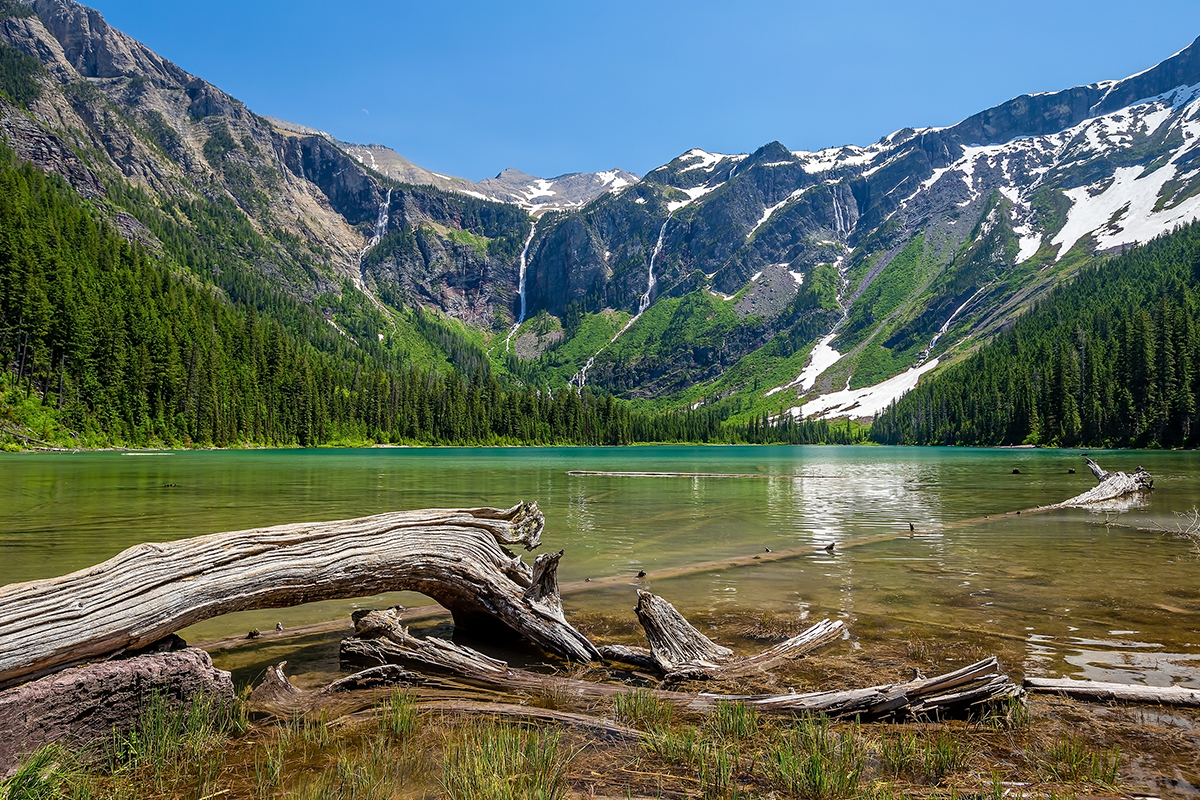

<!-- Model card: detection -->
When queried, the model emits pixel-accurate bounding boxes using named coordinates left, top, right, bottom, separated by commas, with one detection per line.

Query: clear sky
left=87, top=0, right=1200, bottom=182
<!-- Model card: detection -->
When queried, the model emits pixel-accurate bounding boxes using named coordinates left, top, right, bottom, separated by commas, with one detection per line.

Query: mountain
left=3, top=0, right=1200, bottom=433
left=870, top=219, right=1200, bottom=448
left=510, top=35, right=1200, bottom=420
left=470, top=167, right=639, bottom=214
left=265, top=117, right=638, bottom=214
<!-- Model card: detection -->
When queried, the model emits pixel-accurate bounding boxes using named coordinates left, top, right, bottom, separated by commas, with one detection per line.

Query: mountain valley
left=3, top=0, right=1200, bottom=446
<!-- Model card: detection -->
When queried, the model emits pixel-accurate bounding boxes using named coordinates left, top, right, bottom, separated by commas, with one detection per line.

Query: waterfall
left=504, top=224, right=539, bottom=351
left=570, top=215, right=673, bottom=388
left=917, top=283, right=991, bottom=365
left=639, top=217, right=670, bottom=314
left=352, top=188, right=397, bottom=333
left=831, top=188, right=844, bottom=237
left=368, top=188, right=391, bottom=250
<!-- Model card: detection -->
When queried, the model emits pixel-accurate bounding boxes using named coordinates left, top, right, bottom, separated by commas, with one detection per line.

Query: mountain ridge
left=3, top=0, right=1200, bottom=429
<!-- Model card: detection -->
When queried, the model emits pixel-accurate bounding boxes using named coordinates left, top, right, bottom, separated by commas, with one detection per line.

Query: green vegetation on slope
left=872, top=221, right=1200, bottom=448
left=0, top=40, right=43, bottom=109
left=0, top=144, right=855, bottom=448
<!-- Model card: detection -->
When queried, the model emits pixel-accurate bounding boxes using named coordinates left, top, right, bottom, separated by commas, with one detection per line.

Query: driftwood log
left=598, top=591, right=845, bottom=682
left=1025, top=677, right=1200, bottom=707
left=332, top=609, right=1017, bottom=720
left=0, top=503, right=600, bottom=690
left=1054, top=456, right=1154, bottom=508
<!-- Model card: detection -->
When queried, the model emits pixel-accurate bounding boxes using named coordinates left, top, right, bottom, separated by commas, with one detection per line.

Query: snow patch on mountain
left=766, top=334, right=843, bottom=397
left=1053, top=162, right=1200, bottom=255
left=794, top=359, right=939, bottom=420
left=678, top=149, right=742, bottom=172
left=667, top=184, right=721, bottom=212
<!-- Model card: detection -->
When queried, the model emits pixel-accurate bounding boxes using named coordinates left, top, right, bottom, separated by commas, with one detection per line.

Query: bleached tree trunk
left=0, top=502, right=599, bottom=690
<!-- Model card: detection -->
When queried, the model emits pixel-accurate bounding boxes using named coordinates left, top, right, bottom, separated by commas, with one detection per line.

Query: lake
left=2, top=445, right=1197, bottom=689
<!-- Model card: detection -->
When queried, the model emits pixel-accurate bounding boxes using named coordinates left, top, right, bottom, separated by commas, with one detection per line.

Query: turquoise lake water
left=2, top=445, right=1197, bottom=687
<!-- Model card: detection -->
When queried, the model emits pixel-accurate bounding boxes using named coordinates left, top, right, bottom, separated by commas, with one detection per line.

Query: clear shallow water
left=2, top=445, right=1198, bottom=687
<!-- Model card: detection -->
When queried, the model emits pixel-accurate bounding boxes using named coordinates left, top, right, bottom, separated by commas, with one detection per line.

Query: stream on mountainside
left=1, top=445, right=1197, bottom=693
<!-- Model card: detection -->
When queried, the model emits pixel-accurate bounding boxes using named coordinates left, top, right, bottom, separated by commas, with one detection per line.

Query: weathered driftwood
left=739, top=656, right=1022, bottom=718
left=634, top=591, right=733, bottom=671
left=615, top=590, right=845, bottom=681
left=0, top=502, right=601, bottom=689
left=335, top=609, right=1016, bottom=720
left=0, top=644, right=233, bottom=776
left=1054, top=456, right=1153, bottom=508
left=1024, top=677, right=1200, bottom=707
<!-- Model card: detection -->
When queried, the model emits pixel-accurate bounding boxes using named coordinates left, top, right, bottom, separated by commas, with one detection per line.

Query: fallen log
left=0, top=503, right=599, bottom=690
left=742, top=656, right=1022, bottom=718
left=1024, top=677, right=1200, bottom=707
left=336, top=609, right=1017, bottom=720
left=625, top=590, right=845, bottom=681
left=1053, top=456, right=1153, bottom=508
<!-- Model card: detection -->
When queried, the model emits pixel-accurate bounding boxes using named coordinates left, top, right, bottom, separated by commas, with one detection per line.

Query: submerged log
left=0, top=503, right=599, bottom=690
left=1054, top=456, right=1153, bottom=508
left=1024, top=677, right=1200, bottom=707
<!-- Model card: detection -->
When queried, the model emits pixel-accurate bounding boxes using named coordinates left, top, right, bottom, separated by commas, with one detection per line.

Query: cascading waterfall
left=570, top=215, right=672, bottom=388
left=917, top=282, right=991, bottom=365
left=369, top=188, right=391, bottom=249
left=504, top=224, right=539, bottom=351
left=351, top=188, right=398, bottom=335
left=639, top=217, right=670, bottom=314
left=831, top=188, right=844, bottom=237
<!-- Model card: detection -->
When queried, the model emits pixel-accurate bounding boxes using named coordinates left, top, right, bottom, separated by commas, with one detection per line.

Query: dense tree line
left=0, top=149, right=851, bottom=448
left=872, top=222, right=1200, bottom=447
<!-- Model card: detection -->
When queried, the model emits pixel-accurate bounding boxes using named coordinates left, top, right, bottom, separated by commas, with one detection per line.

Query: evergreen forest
left=0, top=146, right=859, bottom=449
left=871, top=222, right=1200, bottom=448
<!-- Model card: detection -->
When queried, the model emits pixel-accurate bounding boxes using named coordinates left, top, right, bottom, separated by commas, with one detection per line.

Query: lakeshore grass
left=4, top=632, right=1187, bottom=800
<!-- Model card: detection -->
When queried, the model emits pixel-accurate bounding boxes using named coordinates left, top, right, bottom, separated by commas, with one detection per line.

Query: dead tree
left=328, top=609, right=1019, bottom=720
left=1053, top=456, right=1153, bottom=508
left=0, top=503, right=599, bottom=690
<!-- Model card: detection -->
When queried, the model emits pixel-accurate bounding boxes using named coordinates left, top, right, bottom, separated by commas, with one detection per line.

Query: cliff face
left=514, top=35, right=1200, bottom=409
left=0, top=0, right=531, bottom=328
left=6, top=0, right=1200, bottom=416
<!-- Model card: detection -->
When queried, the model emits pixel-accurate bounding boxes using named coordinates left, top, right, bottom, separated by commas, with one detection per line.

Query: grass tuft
left=613, top=689, right=674, bottom=730
left=765, top=714, right=865, bottom=800
left=441, top=719, right=572, bottom=800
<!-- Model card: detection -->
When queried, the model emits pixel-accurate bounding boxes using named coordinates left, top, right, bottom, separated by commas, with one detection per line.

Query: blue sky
left=90, top=0, right=1200, bottom=181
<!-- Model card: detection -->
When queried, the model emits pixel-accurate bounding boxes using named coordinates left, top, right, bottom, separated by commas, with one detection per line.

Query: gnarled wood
left=740, top=656, right=1022, bottom=718
left=629, top=591, right=845, bottom=680
left=0, top=502, right=601, bottom=690
left=1054, top=457, right=1153, bottom=508
left=1025, top=677, right=1200, bottom=707
left=634, top=591, right=732, bottom=671
left=337, top=610, right=1015, bottom=720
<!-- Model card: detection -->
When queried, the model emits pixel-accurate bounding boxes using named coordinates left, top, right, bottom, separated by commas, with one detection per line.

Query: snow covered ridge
left=267, top=121, right=642, bottom=215
left=471, top=167, right=642, bottom=214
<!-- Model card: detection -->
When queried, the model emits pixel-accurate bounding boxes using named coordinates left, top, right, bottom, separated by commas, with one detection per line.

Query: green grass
left=764, top=714, right=865, bottom=800
left=614, top=689, right=675, bottom=730
left=444, top=226, right=492, bottom=258
left=1038, top=734, right=1121, bottom=787
left=379, top=688, right=420, bottom=739
left=495, top=308, right=629, bottom=387
left=441, top=719, right=573, bottom=800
